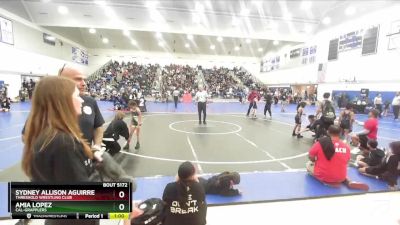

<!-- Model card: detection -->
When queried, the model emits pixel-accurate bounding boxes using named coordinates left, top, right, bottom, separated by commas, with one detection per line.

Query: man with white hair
left=195, top=86, right=208, bottom=125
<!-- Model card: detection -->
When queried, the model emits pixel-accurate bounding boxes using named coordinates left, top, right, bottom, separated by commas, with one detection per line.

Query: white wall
left=317, top=82, right=400, bottom=100
left=258, top=4, right=400, bottom=94
left=0, top=9, right=88, bottom=98
left=257, top=63, right=318, bottom=85
left=88, top=49, right=260, bottom=77
left=0, top=43, right=88, bottom=98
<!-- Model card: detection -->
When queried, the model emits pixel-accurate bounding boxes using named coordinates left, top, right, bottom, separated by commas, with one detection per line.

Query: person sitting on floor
left=359, top=141, right=400, bottom=191
left=307, top=125, right=369, bottom=190
left=1, top=97, right=11, bottom=112
left=102, top=111, right=129, bottom=156
left=351, top=109, right=379, bottom=146
left=356, top=139, right=385, bottom=168
left=162, top=161, right=207, bottom=225
left=199, top=172, right=241, bottom=196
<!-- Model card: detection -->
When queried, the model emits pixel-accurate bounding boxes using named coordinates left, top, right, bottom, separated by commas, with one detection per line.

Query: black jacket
left=103, top=120, right=129, bottom=141
left=31, top=132, right=93, bottom=182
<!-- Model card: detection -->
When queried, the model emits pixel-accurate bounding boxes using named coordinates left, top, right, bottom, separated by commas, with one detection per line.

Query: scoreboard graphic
left=8, top=182, right=132, bottom=219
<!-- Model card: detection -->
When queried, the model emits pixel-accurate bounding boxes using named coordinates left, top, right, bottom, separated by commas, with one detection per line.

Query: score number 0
left=118, top=191, right=126, bottom=211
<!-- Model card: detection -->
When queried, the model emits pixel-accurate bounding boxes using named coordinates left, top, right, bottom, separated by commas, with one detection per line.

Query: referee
left=195, top=86, right=208, bottom=125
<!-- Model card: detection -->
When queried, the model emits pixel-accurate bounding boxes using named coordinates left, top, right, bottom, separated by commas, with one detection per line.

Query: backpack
left=322, top=101, right=336, bottom=122
left=132, top=198, right=165, bottom=225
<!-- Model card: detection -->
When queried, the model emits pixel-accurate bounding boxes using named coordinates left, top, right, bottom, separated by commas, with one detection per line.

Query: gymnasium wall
left=88, top=49, right=261, bottom=78
left=0, top=9, right=87, bottom=98
left=258, top=5, right=400, bottom=97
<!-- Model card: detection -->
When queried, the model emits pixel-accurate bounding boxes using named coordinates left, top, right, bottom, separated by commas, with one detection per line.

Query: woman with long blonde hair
left=22, top=76, right=94, bottom=182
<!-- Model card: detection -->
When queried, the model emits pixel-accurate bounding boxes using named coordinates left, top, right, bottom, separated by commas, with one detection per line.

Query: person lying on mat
left=359, top=141, right=400, bottom=191
left=198, top=171, right=241, bottom=196
left=307, top=125, right=369, bottom=190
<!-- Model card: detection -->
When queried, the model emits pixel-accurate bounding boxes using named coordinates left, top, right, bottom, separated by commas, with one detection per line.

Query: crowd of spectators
left=86, top=61, right=159, bottom=108
left=233, top=67, right=262, bottom=90
left=203, top=67, right=241, bottom=98
left=86, top=61, right=265, bottom=104
left=160, top=64, right=199, bottom=100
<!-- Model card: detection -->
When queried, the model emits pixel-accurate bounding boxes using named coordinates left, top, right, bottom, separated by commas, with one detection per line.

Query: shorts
left=295, top=115, right=301, bottom=124
left=131, top=119, right=138, bottom=126
left=340, top=122, right=351, bottom=130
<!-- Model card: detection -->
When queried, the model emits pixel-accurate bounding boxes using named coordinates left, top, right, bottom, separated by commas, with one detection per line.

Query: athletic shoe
left=123, top=143, right=129, bottom=150
left=292, top=133, right=296, bottom=137
left=203, top=121, right=207, bottom=125
left=346, top=181, right=369, bottom=191
left=199, top=121, right=202, bottom=125
left=135, top=143, right=140, bottom=150
left=297, top=134, right=304, bottom=139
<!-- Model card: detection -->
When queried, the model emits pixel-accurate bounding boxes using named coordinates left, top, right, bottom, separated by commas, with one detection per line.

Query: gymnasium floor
left=0, top=100, right=399, bottom=217
left=0, top=100, right=398, bottom=178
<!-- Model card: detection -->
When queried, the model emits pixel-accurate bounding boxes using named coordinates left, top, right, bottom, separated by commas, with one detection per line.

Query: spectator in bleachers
left=87, top=61, right=262, bottom=102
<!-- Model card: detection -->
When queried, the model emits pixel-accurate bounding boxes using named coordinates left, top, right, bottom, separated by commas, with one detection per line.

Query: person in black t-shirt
left=21, top=66, right=105, bottom=150
left=356, top=139, right=385, bottom=168
left=359, top=141, right=400, bottom=190
left=263, top=90, right=273, bottom=119
left=162, top=161, right=207, bottom=225
left=59, top=66, right=105, bottom=149
left=103, top=111, right=129, bottom=155
left=22, top=77, right=99, bottom=225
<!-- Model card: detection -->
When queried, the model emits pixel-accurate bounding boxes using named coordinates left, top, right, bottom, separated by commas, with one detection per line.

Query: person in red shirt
left=307, top=125, right=369, bottom=190
left=351, top=109, right=379, bottom=146
left=246, top=88, right=261, bottom=117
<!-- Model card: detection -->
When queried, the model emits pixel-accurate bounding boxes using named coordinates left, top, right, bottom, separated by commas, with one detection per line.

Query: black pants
left=393, top=105, right=400, bottom=119
left=319, top=119, right=334, bottom=137
left=173, top=96, right=178, bottom=108
left=246, top=102, right=256, bottom=116
left=198, top=102, right=207, bottom=122
left=375, top=104, right=382, bottom=117
left=264, top=103, right=272, bottom=117
left=103, top=140, right=121, bottom=156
